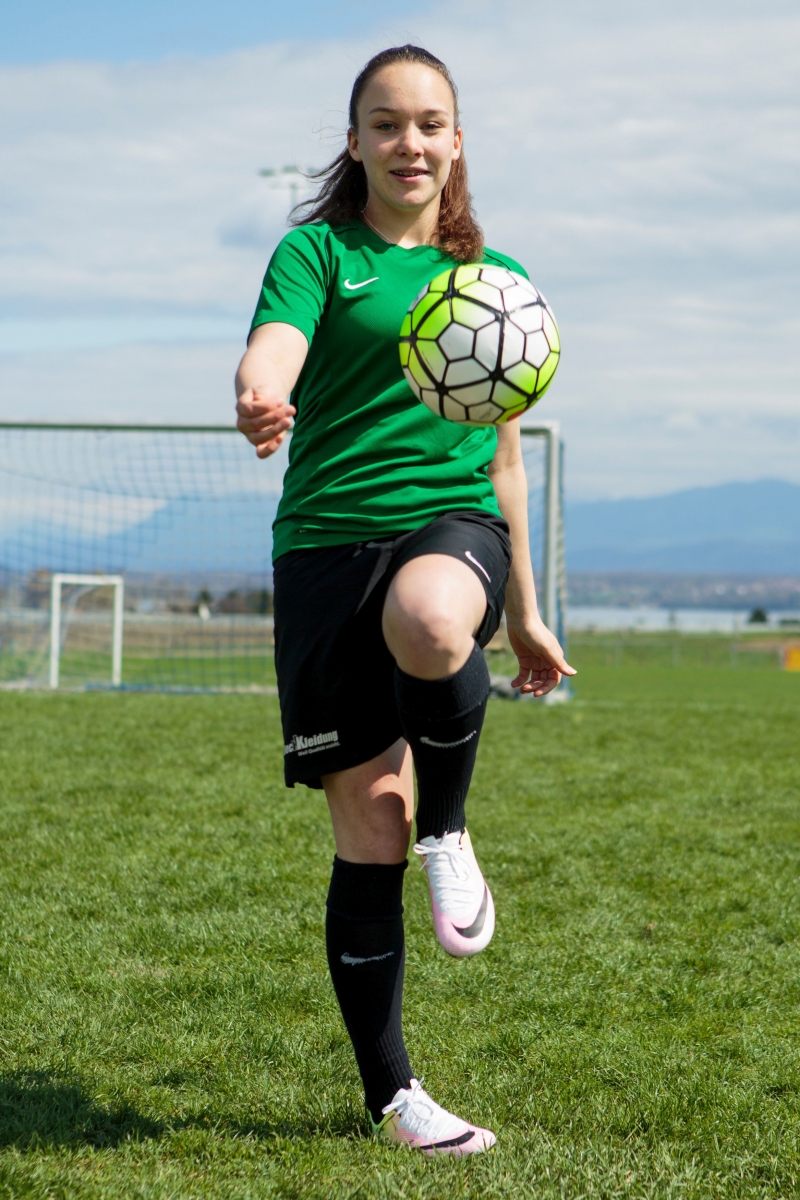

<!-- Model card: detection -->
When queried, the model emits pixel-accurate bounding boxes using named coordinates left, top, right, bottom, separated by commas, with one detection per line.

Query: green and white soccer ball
left=399, top=264, right=560, bottom=425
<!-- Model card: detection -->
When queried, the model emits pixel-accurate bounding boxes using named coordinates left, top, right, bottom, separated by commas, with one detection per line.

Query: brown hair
left=291, top=44, right=484, bottom=263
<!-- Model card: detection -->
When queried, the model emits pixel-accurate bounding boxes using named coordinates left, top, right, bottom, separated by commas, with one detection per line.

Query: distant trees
left=195, top=588, right=272, bottom=615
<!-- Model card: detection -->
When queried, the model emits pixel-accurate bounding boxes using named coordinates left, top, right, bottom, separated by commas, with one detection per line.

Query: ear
left=452, top=125, right=463, bottom=163
left=347, top=128, right=362, bottom=163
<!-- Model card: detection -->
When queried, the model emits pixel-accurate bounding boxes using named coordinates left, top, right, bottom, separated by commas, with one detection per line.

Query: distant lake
left=567, top=607, right=800, bottom=633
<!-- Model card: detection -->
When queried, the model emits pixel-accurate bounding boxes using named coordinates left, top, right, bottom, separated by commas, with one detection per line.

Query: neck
left=362, top=194, right=441, bottom=249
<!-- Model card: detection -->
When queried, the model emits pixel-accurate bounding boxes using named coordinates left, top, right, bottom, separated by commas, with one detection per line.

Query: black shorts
left=273, top=510, right=512, bottom=788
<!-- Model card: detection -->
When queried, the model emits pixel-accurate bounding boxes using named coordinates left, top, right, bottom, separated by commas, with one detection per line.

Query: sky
left=0, top=0, right=798, bottom=500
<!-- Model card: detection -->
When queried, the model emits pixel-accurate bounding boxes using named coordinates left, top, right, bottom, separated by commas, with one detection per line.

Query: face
left=348, top=63, right=462, bottom=213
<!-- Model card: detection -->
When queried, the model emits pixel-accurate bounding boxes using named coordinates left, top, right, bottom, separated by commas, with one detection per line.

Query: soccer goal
left=0, top=420, right=566, bottom=692
left=49, top=573, right=124, bottom=689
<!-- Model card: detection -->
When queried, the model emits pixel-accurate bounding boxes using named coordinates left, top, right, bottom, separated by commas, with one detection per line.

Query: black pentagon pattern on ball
left=399, top=264, right=560, bottom=426
left=419, top=271, right=503, bottom=423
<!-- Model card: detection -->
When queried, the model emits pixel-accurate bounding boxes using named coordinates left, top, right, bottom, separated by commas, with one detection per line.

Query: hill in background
left=3, top=479, right=799, bottom=603
left=566, top=479, right=800, bottom=574
left=566, top=572, right=800, bottom=610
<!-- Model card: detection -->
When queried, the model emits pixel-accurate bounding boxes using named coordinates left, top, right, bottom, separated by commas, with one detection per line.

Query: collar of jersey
left=357, top=221, right=450, bottom=257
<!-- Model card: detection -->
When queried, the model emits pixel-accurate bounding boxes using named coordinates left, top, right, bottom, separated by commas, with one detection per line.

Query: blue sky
left=5, top=0, right=797, bottom=63
left=0, top=0, right=798, bottom=500
left=1, top=0, right=430, bottom=62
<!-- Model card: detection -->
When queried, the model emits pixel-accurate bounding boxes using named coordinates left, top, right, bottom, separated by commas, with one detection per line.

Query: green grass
left=3, top=631, right=792, bottom=690
left=1, top=653, right=278, bottom=691
left=495, top=631, right=787, bottom=674
left=1, top=666, right=799, bottom=1197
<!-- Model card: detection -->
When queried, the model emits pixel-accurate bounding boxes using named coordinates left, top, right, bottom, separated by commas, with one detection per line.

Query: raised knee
left=383, top=560, right=482, bottom=678
left=384, top=597, right=469, bottom=677
left=398, top=603, right=460, bottom=656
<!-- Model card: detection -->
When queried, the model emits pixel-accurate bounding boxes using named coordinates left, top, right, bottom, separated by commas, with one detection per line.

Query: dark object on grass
left=488, top=673, right=520, bottom=700
left=747, top=607, right=769, bottom=624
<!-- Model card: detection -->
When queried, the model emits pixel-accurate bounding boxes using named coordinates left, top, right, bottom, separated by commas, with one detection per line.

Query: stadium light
left=258, top=165, right=316, bottom=213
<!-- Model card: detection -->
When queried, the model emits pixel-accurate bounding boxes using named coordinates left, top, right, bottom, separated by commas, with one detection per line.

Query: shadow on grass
left=0, top=1071, right=365, bottom=1150
left=0, top=1072, right=164, bottom=1149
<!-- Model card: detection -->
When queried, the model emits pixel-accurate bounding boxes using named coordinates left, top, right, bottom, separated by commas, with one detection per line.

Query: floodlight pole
left=258, top=165, right=308, bottom=213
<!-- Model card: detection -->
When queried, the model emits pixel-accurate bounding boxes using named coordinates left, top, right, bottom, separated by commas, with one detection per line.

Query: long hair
left=291, top=45, right=483, bottom=263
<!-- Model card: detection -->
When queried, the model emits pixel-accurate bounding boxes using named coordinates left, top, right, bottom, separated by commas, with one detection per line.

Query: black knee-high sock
left=325, top=857, right=413, bottom=1122
left=395, top=641, right=490, bottom=842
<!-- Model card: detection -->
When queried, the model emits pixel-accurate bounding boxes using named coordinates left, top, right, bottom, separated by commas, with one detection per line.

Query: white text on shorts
left=284, top=730, right=340, bottom=757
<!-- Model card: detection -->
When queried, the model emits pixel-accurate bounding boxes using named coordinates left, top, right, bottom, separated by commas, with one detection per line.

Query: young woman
left=235, top=44, right=574, bottom=1156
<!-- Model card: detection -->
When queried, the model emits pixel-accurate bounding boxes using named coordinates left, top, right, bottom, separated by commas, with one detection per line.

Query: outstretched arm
left=235, top=322, right=309, bottom=458
left=488, top=422, right=576, bottom=696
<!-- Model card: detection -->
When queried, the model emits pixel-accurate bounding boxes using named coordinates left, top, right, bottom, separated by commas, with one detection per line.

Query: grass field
left=1, top=662, right=800, bottom=1198
left=3, top=628, right=795, bottom=690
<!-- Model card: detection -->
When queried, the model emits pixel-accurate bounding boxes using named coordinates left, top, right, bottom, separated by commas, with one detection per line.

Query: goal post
left=50, top=574, right=124, bottom=689
left=520, top=420, right=565, bottom=645
left=519, top=422, right=568, bottom=700
left=0, top=420, right=566, bottom=693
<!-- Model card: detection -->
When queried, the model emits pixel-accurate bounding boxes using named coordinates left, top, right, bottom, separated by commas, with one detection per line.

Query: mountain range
left=0, top=494, right=279, bottom=578
left=2, top=479, right=798, bottom=580
left=566, top=480, right=800, bottom=574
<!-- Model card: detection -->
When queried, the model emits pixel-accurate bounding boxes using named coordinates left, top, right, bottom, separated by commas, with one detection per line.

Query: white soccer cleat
left=372, top=1078, right=496, bottom=1156
left=413, top=829, right=495, bottom=957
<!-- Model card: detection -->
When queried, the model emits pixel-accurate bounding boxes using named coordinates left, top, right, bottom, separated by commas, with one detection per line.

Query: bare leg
left=322, top=737, right=414, bottom=864
left=382, top=554, right=486, bottom=678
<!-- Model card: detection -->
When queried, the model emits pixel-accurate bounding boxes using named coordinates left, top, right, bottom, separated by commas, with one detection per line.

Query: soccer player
left=235, top=44, right=574, bottom=1156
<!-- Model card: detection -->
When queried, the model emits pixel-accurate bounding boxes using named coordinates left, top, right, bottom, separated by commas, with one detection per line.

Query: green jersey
left=250, top=220, right=526, bottom=560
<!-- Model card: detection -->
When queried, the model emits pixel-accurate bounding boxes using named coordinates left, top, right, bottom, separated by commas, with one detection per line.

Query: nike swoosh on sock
left=340, top=950, right=395, bottom=965
left=419, top=731, right=477, bottom=749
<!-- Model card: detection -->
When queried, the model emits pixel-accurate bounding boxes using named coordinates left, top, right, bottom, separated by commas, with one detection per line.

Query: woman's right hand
left=236, top=387, right=296, bottom=458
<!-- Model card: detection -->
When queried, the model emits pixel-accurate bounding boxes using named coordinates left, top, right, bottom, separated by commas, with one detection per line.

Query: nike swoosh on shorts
left=343, top=277, right=379, bottom=290
left=465, top=550, right=491, bottom=582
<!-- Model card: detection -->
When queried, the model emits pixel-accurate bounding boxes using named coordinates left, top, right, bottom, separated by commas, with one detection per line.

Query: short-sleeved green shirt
left=250, top=220, right=526, bottom=560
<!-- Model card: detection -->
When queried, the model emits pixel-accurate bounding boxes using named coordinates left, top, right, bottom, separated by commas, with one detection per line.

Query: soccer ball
left=399, top=264, right=560, bottom=425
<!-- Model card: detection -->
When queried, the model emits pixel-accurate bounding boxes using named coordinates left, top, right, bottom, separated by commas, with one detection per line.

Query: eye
left=375, top=121, right=395, bottom=131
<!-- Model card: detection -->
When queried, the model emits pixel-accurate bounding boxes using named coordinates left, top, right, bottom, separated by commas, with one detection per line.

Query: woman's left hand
left=505, top=613, right=576, bottom=697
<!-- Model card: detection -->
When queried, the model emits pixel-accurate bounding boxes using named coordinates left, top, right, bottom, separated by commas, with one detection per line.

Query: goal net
left=0, top=421, right=565, bottom=692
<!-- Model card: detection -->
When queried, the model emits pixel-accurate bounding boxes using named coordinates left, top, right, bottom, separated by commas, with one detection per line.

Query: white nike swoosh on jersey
left=340, top=950, right=395, bottom=965
left=343, top=277, right=379, bottom=290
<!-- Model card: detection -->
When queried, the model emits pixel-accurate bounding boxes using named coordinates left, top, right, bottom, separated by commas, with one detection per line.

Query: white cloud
left=0, top=341, right=243, bottom=423
left=0, top=1, right=797, bottom=499
left=0, top=316, right=244, bottom=354
left=0, top=490, right=166, bottom=536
